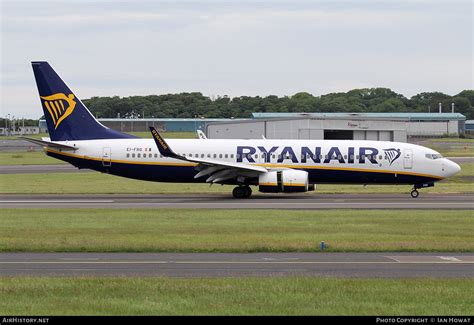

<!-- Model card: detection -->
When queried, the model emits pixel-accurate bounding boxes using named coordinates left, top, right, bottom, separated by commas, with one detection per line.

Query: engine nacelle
left=259, top=170, right=313, bottom=193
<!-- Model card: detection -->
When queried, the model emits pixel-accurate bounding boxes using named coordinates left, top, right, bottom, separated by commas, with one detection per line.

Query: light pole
left=6, top=114, right=10, bottom=136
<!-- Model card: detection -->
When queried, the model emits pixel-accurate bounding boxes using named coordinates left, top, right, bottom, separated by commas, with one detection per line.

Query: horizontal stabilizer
left=20, top=136, right=78, bottom=150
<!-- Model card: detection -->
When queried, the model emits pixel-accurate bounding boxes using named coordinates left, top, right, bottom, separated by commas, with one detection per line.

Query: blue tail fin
left=32, top=61, right=137, bottom=141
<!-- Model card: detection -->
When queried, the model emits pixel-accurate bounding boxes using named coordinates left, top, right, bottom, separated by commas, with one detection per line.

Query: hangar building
left=206, top=112, right=466, bottom=142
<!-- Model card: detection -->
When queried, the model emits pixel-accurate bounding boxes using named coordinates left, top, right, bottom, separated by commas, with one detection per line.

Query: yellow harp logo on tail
left=40, top=93, right=77, bottom=129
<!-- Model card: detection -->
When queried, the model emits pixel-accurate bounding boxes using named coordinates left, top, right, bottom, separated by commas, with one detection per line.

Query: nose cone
left=445, top=160, right=461, bottom=177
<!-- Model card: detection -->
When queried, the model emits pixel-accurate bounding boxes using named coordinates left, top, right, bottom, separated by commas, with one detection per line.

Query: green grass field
left=0, top=151, right=66, bottom=165
left=1, top=209, right=473, bottom=252
left=1, top=277, right=472, bottom=315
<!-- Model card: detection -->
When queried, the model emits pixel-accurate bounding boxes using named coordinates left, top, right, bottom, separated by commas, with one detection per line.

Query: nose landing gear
left=232, top=185, right=252, bottom=199
left=410, top=182, right=435, bottom=198
left=410, top=189, right=419, bottom=198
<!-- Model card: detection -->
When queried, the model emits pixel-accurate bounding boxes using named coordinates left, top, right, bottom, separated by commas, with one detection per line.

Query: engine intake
left=259, top=170, right=312, bottom=193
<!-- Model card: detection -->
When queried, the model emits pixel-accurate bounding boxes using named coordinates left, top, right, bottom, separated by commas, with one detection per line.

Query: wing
left=149, top=127, right=267, bottom=184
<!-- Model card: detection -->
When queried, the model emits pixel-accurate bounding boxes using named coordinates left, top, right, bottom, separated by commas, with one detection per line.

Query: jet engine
left=258, top=170, right=314, bottom=193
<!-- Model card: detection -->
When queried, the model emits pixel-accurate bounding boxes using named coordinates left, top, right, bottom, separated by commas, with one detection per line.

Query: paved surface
left=0, top=164, right=91, bottom=174
left=1, top=193, right=473, bottom=209
left=1, top=253, right=473, bottom=278
left=0, top=140, right=40, bottom=152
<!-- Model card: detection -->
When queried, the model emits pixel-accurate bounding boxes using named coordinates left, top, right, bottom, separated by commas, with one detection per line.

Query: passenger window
left=132, top=153, right=135, bottom=158
left=207, top=154, right=211, bottom=158
left=225, top=154, right=228, bottom=159
left=126, top=153, right=130, bottom=158
left=230, top=154, right=234, bottom=159
left=155, top=154, right=158, bottom=158
left=219, top=154, right=223, bottom=158
left=149, top=154, right=152, bottom=158
left=213, top=154, right=217, bottom=158
left=137, top=153, right=141, bottom=158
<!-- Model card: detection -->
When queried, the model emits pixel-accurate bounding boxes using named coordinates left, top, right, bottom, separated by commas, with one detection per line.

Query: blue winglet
left=149, top=127, right=182, bottom=159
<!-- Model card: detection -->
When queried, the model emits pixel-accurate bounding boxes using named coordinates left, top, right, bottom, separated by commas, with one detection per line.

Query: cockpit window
left=425, top=153, right=443, bottom=159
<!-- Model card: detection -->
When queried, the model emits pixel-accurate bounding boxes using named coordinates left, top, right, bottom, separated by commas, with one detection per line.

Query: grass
left=426, top=137, right=474, bottom=143
left=1, top=277, right=472, bottom=315
left=1, top=209, right=473, bottom=252
left=0, top=151, right=66, bottom=165
left=1, top=163, right=473, bottom=194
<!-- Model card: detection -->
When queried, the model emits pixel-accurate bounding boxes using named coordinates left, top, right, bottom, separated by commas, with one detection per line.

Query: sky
left=1, top=0, right=473, bottom=118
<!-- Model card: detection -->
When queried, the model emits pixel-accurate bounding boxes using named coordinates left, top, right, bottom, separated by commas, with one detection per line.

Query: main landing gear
left=232, top=185, right=252, bottom=199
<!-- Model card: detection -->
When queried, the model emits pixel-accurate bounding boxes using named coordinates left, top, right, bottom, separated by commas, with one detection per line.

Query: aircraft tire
left=410, top=189, right=419, bottom=198
left=232, top=186, right=246, bottom=199
left=243, top=186, right=252, bottom=198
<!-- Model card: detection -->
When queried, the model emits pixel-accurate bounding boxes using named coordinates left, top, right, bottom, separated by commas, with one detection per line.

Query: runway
left=0, top=164, right=91, bottom=174
left=1, top=193, right=473, bottom=209
left=1, top=253, right=473, bottom=278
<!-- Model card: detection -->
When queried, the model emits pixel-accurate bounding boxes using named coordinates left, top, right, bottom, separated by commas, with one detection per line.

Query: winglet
left=149, top=127, right=182, bottom=159
left=197, top=129, right=207, bottom=139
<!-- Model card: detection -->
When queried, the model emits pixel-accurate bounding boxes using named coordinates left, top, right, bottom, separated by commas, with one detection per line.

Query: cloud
left=1, top=0, right=472, bottom=118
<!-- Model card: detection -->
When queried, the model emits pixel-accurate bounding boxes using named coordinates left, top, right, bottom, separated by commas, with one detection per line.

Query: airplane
left=24, top=61, right=461, bottom=199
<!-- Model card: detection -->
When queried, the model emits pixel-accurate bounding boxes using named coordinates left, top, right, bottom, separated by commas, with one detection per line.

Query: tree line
left=60, top=88, right=474, bottom=120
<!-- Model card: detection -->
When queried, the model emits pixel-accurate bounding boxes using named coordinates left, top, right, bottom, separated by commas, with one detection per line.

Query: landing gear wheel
left=410, top=189, right=419, bottom=198
left=243, top=186, right=252, bottom=198
left=232, top=186, right=246, bottom=199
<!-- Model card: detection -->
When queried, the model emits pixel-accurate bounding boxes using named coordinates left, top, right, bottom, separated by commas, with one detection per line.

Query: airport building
left=465, top=120, right=474, bottom=135
left=206, top=112, right=467, bottom=142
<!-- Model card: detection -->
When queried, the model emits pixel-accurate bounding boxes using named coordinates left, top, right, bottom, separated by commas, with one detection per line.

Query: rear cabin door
left=102, top=147, right=112, bottom=167
left=403, top=149, right=413, bottom=169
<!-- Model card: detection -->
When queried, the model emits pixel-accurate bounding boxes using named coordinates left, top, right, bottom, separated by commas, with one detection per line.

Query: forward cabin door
left=102, top=147, right=112, bottom=167
left=403, top=149, right=413, bottom=169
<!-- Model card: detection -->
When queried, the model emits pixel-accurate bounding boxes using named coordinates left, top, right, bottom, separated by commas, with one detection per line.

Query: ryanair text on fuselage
left=236, top=146, right=398, bottom=165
